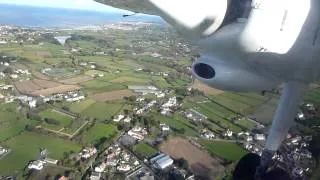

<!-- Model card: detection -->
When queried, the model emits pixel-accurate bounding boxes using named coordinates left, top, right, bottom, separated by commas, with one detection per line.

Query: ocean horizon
left=0, top=4, right=164, bottom=28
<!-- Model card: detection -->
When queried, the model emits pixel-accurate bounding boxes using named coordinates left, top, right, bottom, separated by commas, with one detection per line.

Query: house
left=296, top=112, right=305, bottom=120
left=201, top=129, right=215, bottom=139
left=90, top=172, right=101, bottom=180
left=246, top=136, right=253, bottom=142
left=28, top=99, right=37, bottom=108
left=223, top=129, right=233, bottom=137
left=254, top=134, right=266, bottom=141
left=123, top=116, right=132, bottom=123
left=150, top=153, right=173, bottom=169
left=0, top=147, right=8, bottom=155
left=28, top=160, right=45, bottom=170
left=128, top=126, right=147, bottom=140
left=79, top=147, right=97, bottom=159
left=184, top=109, right=207, bottom=122
left=94, top=162, right=106, bottom=173
left=160, top=123, right=170, bottom=131
left=160, top=108, right=171, bottom=116
left=113, top=115, right=124, bottom=122
left=117, top=164, right=131, bottom=172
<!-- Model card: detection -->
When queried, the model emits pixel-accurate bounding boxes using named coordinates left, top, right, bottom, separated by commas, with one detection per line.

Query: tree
left=62, top=106, right=70, bottom=111
left=175, top=158, right=189, bottom=169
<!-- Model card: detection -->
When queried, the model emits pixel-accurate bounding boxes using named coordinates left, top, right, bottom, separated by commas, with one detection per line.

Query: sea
left=0, top=4, right=165, bottom=28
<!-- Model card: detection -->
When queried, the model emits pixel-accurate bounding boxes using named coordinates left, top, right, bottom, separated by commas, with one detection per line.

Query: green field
left=69, top=99, right=96, bottom=113
left=183, top=99, right=242, bottom=132
left=82, top=123, right=118, bottom=143
left=81, top=102, right=123, bottom=120
left=199, top=140, right=247, bottom=162
left=0, top=103, right=27, bottom=142
left=133, top=142, right=157, bottom=157
left=39, top=109, right=74, bottom=129
left=0, top=132, right=81, bottom=175
left=151, top=113, right=198, bottom=136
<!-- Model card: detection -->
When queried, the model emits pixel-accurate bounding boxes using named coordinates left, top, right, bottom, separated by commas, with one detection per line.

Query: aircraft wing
left=95, top=0, right=229, bottom=39
left=95, top=0, right=158, bottom=15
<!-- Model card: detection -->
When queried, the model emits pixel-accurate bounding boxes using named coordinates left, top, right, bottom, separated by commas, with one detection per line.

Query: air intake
left=193, top=63, right=215, bottom=79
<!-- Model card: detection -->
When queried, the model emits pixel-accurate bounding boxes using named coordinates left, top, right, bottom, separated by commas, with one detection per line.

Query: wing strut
left=259, top=81, right=306, bottom=175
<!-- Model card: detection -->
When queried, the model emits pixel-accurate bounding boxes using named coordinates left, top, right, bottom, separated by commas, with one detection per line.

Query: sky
left=0, top=0, right=130, bottom=13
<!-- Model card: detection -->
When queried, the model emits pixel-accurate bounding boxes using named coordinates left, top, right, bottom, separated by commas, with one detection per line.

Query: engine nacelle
left=192, top=55, right=280, bottom=92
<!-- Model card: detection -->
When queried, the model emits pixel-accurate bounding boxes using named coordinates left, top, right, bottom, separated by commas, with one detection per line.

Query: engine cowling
left=192, top=55, right=280, bottom=92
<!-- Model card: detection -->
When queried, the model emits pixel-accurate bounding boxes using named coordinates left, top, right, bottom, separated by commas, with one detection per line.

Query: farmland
left=80, top=102, right=123, bottom=120
left=199, top=140, right=247, bottom=162
left=133, top=142, right=157, bottom=157
left=0, top=132, right=81, bottom=175
left=81, top=123, right=118, bottom=144
left=90, top=89, right=134, bottom=102
left=160, top=137, right=225, bottom=179
left=38, top=109, right=74, bottom=130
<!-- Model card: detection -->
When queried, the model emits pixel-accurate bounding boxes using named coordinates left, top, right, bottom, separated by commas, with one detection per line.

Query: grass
left=81, top=102, right=123, bottom=120
left=69, top=99, right=96, bottom=113
left=151, top=112, right=198, bottom=137
left=199, top=140, right=247, bottom=162
left=39, top=109, right=73, bottom=127
left=110, top=76, right=150, bottom=84
left=235, top=118, right=257, bottom=130
left=0, top=132, right=81, bottom=175
left=304, top=88, right=320, bottom=104
left=133, top=142, right=157, bottom=157
left=0, top=103, right=26, bottom=142
left=82, top=123, right=118, bottom=144
left=183, top=99, right=242, bottom=133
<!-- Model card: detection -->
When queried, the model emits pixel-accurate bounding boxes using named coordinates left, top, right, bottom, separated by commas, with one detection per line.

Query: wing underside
left=95, top=0, right=158, bottom=15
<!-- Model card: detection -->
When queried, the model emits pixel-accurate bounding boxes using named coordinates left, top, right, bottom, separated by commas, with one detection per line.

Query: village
left=0, top=23, right=319, bottom=180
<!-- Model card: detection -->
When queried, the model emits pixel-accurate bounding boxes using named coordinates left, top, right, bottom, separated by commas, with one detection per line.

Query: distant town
left=0, top=22, right=319, bottom=180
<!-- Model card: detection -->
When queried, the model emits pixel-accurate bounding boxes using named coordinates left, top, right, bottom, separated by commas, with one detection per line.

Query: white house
left=160, top=123, right=170, bottom=131
left=113, top=115, right=125, bottom=122
left=28, top=160, right=45, bottom=170
left=117, top=164, right=131, bottom=172
left=123, top=116, right=132, bottom=123
left=254, top=134, right=266, bottom=141
left=223, top=129, right=233, bottom=137
left=94, top=162, right=106, bottom=173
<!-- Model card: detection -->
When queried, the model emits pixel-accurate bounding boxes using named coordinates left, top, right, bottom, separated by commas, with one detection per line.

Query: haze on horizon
left=0, top=0, right=129, bottom=13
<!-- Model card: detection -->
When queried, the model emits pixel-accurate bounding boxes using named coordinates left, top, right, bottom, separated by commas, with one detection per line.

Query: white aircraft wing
left=95, top=0, right=230, bottom=39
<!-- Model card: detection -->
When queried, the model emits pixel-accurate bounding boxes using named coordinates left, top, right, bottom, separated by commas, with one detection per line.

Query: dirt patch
left=32, top=71, right=50, bottom=80
left=190, top=79, right=224, bottom=96
left=160, top=137, right=225, bottom=179
left=15, top=80, right=42, bottom=93
left=33, top=79, right=62, bottom=88
left=59, top=75, right=93, bottom=85
left=36, top=51, right=51, bottom=57
left=90, top=89, right=134, bottom=102
left=15, top=79, right=80, bottom=96
left=30, top=85, right=80, bottom=96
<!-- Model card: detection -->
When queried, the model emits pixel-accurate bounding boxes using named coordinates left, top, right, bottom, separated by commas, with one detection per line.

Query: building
left=117, top=164, right=131, bottom=172
left=44, top=158, right=58, bottom=165
left=113, top=114, right=124, bottom=122
left=150, top=153, right=173, bottom=169
left=123, top=116, right=132, bottom=123
left=94, top=162, right=106, bottom=173
left=184, top=109, right=207, bottom=122
left=79, top=147, right=97, bottom=159
left=223, top=129, right=233, bottom=137
left=201, top=129, right=215, bottom=139
left=254, top=134, right=266, bottom=141
left=128, top=126, right=147, bottom=140
left=28, top=160, right=45, bottom=170
left=90, top=172, right=101, bottom=180
left=160, top=123, right=170, bottom=131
